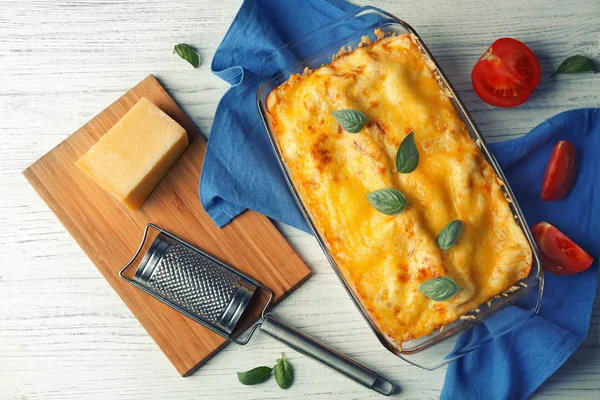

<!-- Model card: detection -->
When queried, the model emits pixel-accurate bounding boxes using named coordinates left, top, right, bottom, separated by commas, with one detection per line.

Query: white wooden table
left=1, top=0, right=599, bottom=399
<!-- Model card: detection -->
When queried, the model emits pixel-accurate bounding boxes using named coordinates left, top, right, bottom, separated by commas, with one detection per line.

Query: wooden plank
left=22, top=74, right=311, bottom=377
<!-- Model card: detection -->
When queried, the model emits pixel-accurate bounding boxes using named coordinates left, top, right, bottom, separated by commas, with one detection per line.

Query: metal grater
left=120, top=224, right=270, bottom=343
left=133, top=237, right=256, bottom=335
left=120, top=224, right=395, bottom=395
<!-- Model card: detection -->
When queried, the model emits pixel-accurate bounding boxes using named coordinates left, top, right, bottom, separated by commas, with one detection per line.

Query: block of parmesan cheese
left=76, top=97, right=188, bottom=210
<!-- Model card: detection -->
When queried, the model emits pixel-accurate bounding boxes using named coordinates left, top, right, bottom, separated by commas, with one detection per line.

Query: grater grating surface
left=146, top=242, right=241, bottom=324
left=124, top=226, right=260, bottom=338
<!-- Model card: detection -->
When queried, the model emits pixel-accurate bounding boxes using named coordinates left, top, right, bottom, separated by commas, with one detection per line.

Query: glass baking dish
left=256, top=6, right=544, bottom=370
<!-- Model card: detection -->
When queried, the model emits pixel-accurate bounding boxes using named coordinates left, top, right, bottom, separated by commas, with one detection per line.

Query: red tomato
left=531, top=222, right=593, bottom=275
left=472, top=38, right=541, bottom=107
left=539, top=252, right=570, bottom=275
left=541, top=140, right=577, bottom=201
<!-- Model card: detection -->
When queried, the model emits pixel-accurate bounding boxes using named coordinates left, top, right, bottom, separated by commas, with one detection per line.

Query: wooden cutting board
left=23, top=75, right=311, bottom=377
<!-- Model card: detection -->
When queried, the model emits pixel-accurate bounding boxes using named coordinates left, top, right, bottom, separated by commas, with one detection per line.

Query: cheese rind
left=76, top=97, right=188, bottom=210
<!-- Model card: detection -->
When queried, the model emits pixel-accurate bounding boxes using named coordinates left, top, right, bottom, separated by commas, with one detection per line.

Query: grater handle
left=260, top=314, right=396, bottom=396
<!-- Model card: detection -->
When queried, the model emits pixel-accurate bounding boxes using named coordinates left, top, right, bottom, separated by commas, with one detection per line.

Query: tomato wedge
left=472, top=38, right=541, bottom=107
left=539, top=252, right=568, bottom=275
left=531, top=222, right=593, bottom=275
left=541, top=140, right=577, bottom=201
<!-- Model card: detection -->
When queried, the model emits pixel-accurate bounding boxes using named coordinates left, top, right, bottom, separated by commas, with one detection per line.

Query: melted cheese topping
left=266, top=34, right=532, bottom=343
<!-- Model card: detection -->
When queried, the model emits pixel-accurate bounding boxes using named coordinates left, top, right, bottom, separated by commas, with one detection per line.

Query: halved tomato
left=541, top=140, right=577, bottom=201
left=472, top=38, right=541, bottom=107
left=531, top=222, right=593, bottom=275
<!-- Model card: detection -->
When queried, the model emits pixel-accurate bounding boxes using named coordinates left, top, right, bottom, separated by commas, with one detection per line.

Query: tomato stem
left=481, top=50, right=501, bottom=64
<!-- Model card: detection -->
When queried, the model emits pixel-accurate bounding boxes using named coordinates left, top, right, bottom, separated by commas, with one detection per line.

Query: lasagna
left=265, top=32, right=532, bottom=343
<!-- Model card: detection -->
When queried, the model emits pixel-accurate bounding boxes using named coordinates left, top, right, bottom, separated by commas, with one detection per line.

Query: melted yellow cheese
left=266, top=34, right=532, bottom=343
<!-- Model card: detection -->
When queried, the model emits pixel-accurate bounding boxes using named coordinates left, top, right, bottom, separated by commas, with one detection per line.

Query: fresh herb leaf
left=367, top=188, right=408, bottom=216
left=331, top=109, right=367, bottom=133
left=437, top=220, right=462, bottom=250
left=419, top=276, right=462, bottom=301
left=274, top=353, right=294, bottom=390
left=395, top=131, right=419, bottom=173
left=173, top=43, right=201, bottom=68
left=551, top=55, right=597, bottom=78
left=237, top=366, right=273, bottom=386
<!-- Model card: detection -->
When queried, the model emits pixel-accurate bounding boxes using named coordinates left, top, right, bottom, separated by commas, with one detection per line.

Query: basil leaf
left=551, top=55, right=597, bottom=78
left=173, top=43, right=201, bottom=68
left=274, top=353, right=294, bottom=390
left=367, top=188, right=408, bottom=216
left=437, top=220, right=462, bottom=250
left=331, top=109, right=366, bottom=133
left=237, top=366, right=273, bottom=386
left=419, top=276, right=462, bottom=301
left=396, top=131, right=419, bottom=173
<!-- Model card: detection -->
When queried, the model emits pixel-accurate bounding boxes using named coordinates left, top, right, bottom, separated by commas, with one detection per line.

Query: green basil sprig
left=419, top=276, right=462, bottom=301
left=551, top=55, right=597, bottom=78
left=237, top=353, right=294, bottom=389
left=437, top=220, right=462, bottom=250
left=331, top=109, right=367, bottom=133
left=395, top=131, right=419, bottom=173
left=173, top=43, right=201, bottom=68
left=274, top=353, right=294, bottom=389
left=367, top=188, right=408, bottom=215
left=237, top=366, right=273, bottom=385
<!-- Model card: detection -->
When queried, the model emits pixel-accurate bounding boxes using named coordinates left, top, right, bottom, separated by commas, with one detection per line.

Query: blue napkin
left=442, top=108, right=600, bottom=400
left=200, top=0, right=357, bottom=232
left=199, top=0, right=599, bottom=397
